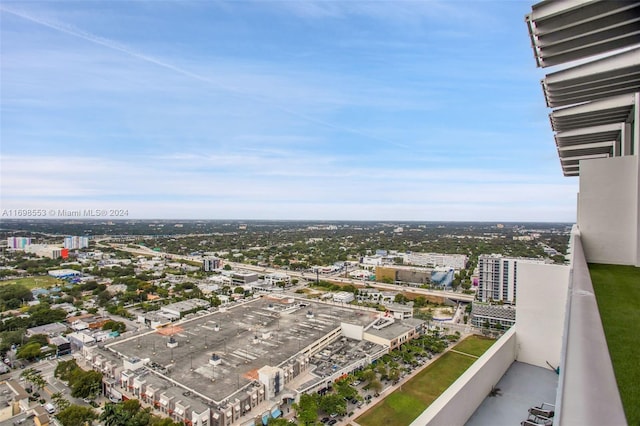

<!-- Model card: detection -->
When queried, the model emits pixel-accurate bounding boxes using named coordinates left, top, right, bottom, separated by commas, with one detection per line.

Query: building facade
left=24, top=244, right=67, bottom=259
left=403, top=252, right=468, bottom=269
left=203, top=257, right=222, bottom=272
left=6, top=237, right=31, bottom=250
left=470, top=303, right=516, bottom=329
left=64, top=236, right=89, bottom=250
left=477, top=255, right=544, bottom=304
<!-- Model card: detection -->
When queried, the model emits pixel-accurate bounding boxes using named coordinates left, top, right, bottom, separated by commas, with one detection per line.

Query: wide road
left=108, top=244, right=474, bottom=302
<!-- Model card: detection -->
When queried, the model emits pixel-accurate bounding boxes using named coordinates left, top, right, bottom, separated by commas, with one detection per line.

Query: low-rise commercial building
left=1, top=380, right=29, bottom=421
left=332, top=291, right=354, bottom=304
left=470, top=303, right=516, bottom=329
left=160, top=299, right=210, bottom=320
left=26, top=322, right=67, bottom=338
left=25, top=244, right=68, bottom=259
left=33, top=406, right=50, bottom=426
left=363, top=317, right=425, bottom=351
left=403, top=252, right=468, bottom=269
left=48, top=269, right=81, bottom=279
left=224, top=271, right=259, bottom=285
left=263, top=273, right=291, bottom=286
left=49, top=336, right=72, bottom=356
left=383, top=303, right=414, bottom=320
left=84, top=298, right=381, bottom=426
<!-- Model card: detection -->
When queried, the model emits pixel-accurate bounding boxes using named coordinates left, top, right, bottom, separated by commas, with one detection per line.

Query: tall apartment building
left=7, top=237, right=31, bottom=250
left=477, top=255, right=544, bottom=304
left=63, top=236, right=89, bottom=250
left=202, top=256, right=222, bottom=272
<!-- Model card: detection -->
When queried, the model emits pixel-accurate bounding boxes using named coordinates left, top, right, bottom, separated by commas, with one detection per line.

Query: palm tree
left=100, top=403, right=128, bottom=426
left=20, top=368, right=46, bottom=392
left=51, top=392, right=71, bottom=411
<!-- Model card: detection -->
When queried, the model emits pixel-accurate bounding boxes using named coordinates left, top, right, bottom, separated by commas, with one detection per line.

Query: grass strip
left=590, top=263, right=640, bottom=425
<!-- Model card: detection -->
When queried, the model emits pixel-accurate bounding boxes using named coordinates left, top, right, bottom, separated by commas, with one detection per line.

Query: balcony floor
left=465, top=361, right=558, bottom=426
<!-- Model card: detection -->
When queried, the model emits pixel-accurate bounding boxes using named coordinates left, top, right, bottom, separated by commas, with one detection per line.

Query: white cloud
left=1, top=154, right=577, bottom=221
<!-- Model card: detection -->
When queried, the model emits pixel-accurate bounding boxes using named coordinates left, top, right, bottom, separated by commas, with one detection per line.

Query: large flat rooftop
left=465, top=361, right=558, bottom=426
left=107, top=297, right=378, bottom=402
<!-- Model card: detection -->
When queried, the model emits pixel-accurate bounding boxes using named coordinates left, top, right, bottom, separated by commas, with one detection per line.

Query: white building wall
left=361, top=256, right=383, bottom=266
left=404, top=252, right=467, bottom=269
left=578, top=155, right=640, bottom=266
left=409, top=329, right=516, bottom=426
left=515, top=263, right=569, bottom=369
left=340, top=322, right=364, bottom=340
left=191, top=408, right=210, bottom=426
left=332, top=292, right=354, bottom=303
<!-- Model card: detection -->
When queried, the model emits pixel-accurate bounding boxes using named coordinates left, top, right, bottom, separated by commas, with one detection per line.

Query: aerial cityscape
left=1, top=1, right=639, bottom=426
left=0, top=219, right=571, bottom=426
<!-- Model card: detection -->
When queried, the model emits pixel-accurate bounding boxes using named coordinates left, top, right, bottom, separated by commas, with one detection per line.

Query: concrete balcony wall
left=409, top=328, right=516, bottom=426
left=515, top=262, right=569, bottom=369
left=578, top=155, right=640, bottom=267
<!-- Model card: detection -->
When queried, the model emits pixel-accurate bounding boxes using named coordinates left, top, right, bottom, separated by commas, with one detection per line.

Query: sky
left=0, top=1, right=578, bottom=222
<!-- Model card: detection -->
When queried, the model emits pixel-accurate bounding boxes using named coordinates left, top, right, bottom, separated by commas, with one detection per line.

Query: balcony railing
left=555, top=226, right=626, bottom=425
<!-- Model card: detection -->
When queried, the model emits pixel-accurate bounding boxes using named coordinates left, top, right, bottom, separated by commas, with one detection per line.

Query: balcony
left=466, top=361, right=557, bottom=426
left=409, top=227, right=630, bottom=426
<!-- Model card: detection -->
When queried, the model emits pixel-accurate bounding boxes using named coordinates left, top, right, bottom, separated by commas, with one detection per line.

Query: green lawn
left=449, top=335, right=496, bottom=357
left=356, top=336, right=496, bottom=426
left=0, top=276, right=62, bottom=289
left=590, top=263, right=640, bottom=425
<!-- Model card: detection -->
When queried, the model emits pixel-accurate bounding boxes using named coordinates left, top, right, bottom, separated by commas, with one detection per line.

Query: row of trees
left=0, top=303, right=68, bottom=361
left=100, top=399, right=183, bottom=426
left=292, top=329, right=458, bottom=424
left=0, top=303, right=67, bottom=333
left=5, top=253, right=65, bottom=275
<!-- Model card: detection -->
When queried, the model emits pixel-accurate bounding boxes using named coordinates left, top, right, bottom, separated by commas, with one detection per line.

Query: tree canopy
left=102, top=320, right=126, bottom=333
left=54, top=360, right=103, bottom=398
left=100, top=400, right=183, bottom=426
left=0, top=283, right=33, bottom=310
left=56, top=405, right=97, bottom=426
left=16, top=342, right=42, bottom=360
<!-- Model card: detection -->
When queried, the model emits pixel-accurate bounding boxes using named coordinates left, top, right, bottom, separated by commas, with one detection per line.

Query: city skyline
left=0, top=1, right=577, bottom=221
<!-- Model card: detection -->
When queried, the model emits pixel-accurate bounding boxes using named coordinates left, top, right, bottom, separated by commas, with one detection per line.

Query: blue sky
left=0, top=1, right=577, bottom=221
